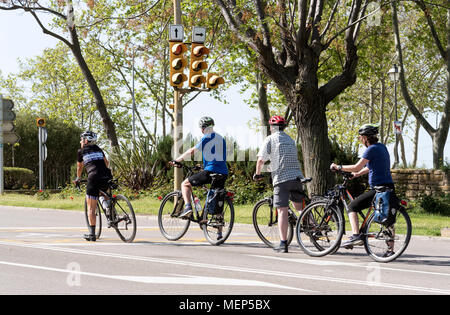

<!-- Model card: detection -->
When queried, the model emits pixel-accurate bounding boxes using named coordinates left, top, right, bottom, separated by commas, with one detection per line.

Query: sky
left=0, top=9, right=448, bottom=169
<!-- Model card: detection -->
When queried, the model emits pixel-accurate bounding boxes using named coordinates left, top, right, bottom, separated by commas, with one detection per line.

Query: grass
left=0, top=192, right=449, bottom=237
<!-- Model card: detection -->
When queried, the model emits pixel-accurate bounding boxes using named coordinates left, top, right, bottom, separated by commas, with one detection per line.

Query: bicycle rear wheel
left=202, top=197, right=234, bottom=245
left=158, top=191, right=190, bottom=241
left=363, top=208, right=412, bottom=263
left=84, top=199, right=102, bottom=240
left=110, top=194, right=137, bottom=243
left=296, top=200, right=344, bottom=257
left=252, top=199, right=294, bottom=248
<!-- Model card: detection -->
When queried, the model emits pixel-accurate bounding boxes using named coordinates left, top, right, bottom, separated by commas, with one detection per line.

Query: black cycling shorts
left=188, top=170, right=227, bottom=189
left=86, top=177, right=110, bottom=199
left=348, top=183, right=395, bottom=213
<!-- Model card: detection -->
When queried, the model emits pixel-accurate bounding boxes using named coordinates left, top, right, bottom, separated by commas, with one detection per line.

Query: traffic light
left=0, top=97, right=20, bottom=144
left=189, top=43, right=209, bottom=88
left=206, top=73, right=225, bottom=89
left=169, top=42, right=188, bottom=87
left=36, top=117, right=46, bottom=127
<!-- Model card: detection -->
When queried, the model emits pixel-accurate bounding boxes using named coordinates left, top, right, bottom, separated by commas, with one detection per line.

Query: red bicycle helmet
left=268, top=115, right=287, bottom=126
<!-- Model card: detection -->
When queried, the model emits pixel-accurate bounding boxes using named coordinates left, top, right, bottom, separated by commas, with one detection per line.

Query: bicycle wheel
left=110, top=194, right=137, bottom=243
left=84, top=199, right=102, bottom=240
left=252, top=199, right=294, bottom=248
left=296, top=200, right=344, bottom=257
left=158, top=191, right=190, bottom=241
left=363, top=207, right=412, bottom=263
left=202, top=197, right=234, bottom=245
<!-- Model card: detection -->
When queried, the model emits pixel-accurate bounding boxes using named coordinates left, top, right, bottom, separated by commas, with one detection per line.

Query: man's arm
left=174, top=147, right=198, bottom=162
left=76, top=161, right=83, bottom=180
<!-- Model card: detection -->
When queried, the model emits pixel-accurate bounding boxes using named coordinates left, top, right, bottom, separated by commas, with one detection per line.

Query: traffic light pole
left=173, top=0, right=183, bottom=191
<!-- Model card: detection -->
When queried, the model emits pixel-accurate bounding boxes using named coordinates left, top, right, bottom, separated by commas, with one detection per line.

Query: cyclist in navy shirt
left=170, top=116, right=228, bottom=219
left=330, top=124, right=394, bottom=247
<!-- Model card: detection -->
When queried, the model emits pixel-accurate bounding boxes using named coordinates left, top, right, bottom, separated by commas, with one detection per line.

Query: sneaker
left=382, top=250, right=395, bottom=258
left=341, top=234, right=363, bottom=247
left=273, top=242, right=288, bottom=253
left=84, top=234, right=96, bottom=242
left=179, top=206, right=193, bottom=219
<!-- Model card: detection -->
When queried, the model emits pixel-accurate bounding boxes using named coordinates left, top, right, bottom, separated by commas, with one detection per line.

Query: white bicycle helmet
left=80, top=131, right=97, bottom=143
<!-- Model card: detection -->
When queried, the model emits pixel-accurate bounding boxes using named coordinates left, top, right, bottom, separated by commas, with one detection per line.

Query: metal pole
left=393, top=64, right=399, bottom=168
left=132, top=47, right=136, bottom=143
left=0, top=95, right=4, bottom=195
left=38, top=127, right=44, bottom=190
left=173, top=0, right=183, bottom=191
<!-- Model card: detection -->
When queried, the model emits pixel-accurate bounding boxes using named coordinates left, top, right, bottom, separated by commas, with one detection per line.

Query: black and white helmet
left=198, top=116, right=215, bottom=129
left=80, top=131, right=97, bottom=143
left=358, top=124, right=379, bottom=136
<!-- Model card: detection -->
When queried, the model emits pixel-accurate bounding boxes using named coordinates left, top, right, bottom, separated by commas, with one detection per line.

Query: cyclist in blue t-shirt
left=170, top=116, right=228, bottom=219
left=330, top=124, right=394, bottom=247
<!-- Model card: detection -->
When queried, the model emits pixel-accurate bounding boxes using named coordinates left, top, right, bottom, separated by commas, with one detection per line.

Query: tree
left=213, top=0, right=378, bottom=193
left=391, top=0, right=449, bottom=168
left=0, top=0, right=119, bottom=147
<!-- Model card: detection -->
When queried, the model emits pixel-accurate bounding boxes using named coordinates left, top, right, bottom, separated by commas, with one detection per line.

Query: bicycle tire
left=252, top=199, right=294, bottom=248
left=158, top=191, right=190, bottom=241
left=110, top=194, right=137, bottom=243
left=363, top=207, right=412, bottom=263
left=84, top=199, right=102, bottom=240
left=202, top=197, right=234, bottom=245
left=296, top=200, right=344, bottom=257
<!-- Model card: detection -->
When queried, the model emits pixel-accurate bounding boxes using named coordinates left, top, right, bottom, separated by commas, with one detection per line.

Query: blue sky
left=0, top=9, right=448, bottom=169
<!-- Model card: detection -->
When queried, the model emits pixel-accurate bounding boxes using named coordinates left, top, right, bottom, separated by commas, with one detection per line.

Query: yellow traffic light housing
left=189, top=43, right=210, bottom=88
left=169, top=42, right=188, bottom=87
left=36, top=117, right=46, bottom=127
left=206, top=73, right=225, bottom=89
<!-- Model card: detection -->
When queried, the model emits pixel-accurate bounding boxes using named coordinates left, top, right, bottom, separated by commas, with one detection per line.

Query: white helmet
left=80, top=131, right=97, bottom=143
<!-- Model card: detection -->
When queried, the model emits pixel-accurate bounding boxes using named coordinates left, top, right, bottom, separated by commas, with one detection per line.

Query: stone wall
left=391, top=169, right=450, bottom=199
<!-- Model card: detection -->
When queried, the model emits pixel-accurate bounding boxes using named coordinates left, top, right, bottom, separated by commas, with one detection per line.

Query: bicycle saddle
left=374, top=185, right=393, bottom=192
left=299, top=177, right=312, bottom=184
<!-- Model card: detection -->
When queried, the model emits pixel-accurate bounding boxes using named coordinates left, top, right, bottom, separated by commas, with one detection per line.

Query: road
left=0, top=205, right=449, bottom=297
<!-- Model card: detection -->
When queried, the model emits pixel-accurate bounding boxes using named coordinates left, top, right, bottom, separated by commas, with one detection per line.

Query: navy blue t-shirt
left=195, top=132, right=228, bottom=175
left=362, top=143, right=393, bottom=188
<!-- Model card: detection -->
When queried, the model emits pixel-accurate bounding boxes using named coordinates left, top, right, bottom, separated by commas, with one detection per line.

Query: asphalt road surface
left=0, top=205, right=449, bottom=296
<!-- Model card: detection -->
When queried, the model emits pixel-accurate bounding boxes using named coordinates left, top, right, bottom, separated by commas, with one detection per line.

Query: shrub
left=4, top=167, right=35, bottom=190
left=419, top=194, right=450, bottom=216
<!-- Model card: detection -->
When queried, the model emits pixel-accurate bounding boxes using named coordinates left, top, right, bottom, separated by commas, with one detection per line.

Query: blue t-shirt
left=362, top=143, right=393, bottom=188
left=195, top=132, right=228, bottom=175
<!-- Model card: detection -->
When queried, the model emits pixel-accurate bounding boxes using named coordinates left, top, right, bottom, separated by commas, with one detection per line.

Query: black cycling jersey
left=77, top=145, right=112, bottom=180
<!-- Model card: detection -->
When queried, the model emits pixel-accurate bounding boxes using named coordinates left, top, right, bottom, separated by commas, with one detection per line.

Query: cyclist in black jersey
left=74, top=131, right=112, bottom=241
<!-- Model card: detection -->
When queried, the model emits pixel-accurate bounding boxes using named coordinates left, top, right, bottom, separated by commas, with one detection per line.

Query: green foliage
left=35, top=189, right=50, bottom=200
left=4, top=167, right=35, bottom=190
left=419, top=194, right=450, bottom=217
left=109, top=136, right=173, bottom=191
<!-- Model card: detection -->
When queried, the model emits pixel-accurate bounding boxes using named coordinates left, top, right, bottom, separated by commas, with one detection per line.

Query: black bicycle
left=76, top=179, right=137, bottom=243
left=296, top=170, right=412, bottom=262
left=252, top=176, right=312, bottom=248
left=158, top=162, right=235, bottom=246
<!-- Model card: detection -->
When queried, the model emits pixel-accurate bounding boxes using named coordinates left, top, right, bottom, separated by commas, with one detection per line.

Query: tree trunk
left=69, top=28, right=119, bottom=147
left=256, top=72, right=271, bottom=137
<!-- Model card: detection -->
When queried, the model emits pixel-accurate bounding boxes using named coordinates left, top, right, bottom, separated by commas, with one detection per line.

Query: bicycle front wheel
left=202, top=197, right=234, bottom=245
left=363, top=208, right=412, bottom=263
left=252, top=199, right=294, bottom=248
left=111, top=194, right=137, bottom=243
left=158, top=191, right=190, bottom=241
left=296, top=200, right=344, bottom=257
left=84, top=199, right=102, bottom=240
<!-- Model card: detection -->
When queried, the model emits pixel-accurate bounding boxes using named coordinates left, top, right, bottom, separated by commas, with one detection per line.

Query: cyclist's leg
left=85, top=180, right=100, bottom=240
left=273, top=183, right=290, bottom=250
left=348, top=190, right=375, bottom=234
left=181, top=178, right=193, bottom=205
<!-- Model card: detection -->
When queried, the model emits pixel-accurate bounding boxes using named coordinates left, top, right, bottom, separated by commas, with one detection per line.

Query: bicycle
left=158, top=162, right=235, bottom=246
left=252, top=175, right=312, bottom=248
left=76, top=179, right=137, bottom=243
left=296, top=170, right=412, bottom=262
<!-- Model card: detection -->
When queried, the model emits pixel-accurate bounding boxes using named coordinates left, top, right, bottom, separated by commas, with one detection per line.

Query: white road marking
left=0, top=261, right=307, bottom=292
left=250, top=255, right=450, bottom=277
left=1, top=241, right=449, bottom=294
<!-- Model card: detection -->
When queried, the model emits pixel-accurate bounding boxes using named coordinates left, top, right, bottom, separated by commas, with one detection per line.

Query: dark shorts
left=348, top=183, right=395, bottom=213
left=86, top=177, right=111, bottom=199
left=188, top=170, right=227, bottom=189
left=273, top=179, right=305, bottom=208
